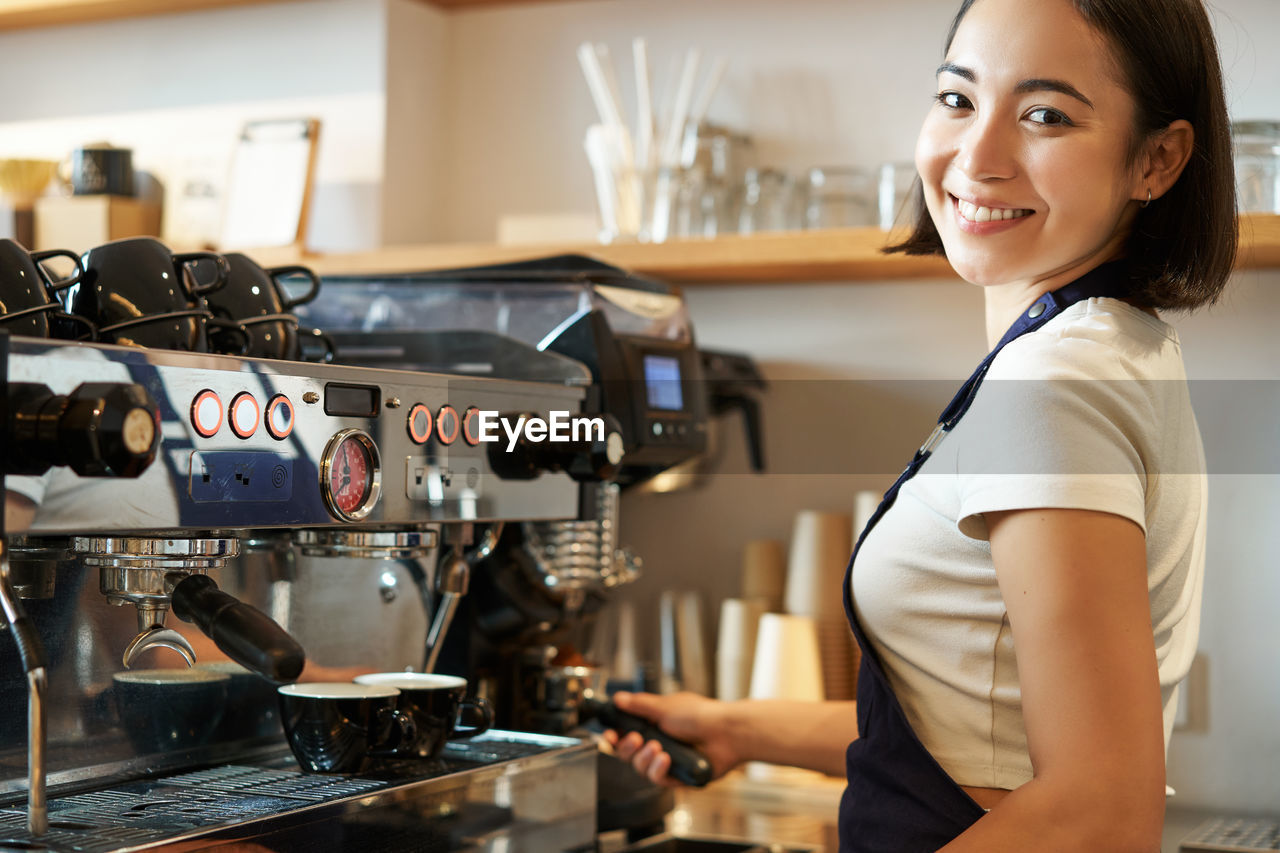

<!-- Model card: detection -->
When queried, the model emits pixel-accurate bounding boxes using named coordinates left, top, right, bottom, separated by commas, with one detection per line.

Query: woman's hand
left=601, top=691, right=741, bottom=786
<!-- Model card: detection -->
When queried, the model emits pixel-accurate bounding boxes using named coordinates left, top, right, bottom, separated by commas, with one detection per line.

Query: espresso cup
left=354, top=672, right=493, bottom=760
left=278, top=682, right=414, bottom=774
left=194, top=660, right=281, bottom=742
left=112, top=667, right=230, bottom=755
left=205, top=253, right=332, bottom=361
left=75, top=237, right=233, bottom=352
left=0, top=239, right=92, bottom=339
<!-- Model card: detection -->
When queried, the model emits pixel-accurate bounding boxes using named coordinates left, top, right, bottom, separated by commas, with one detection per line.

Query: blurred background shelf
left=0, top=0, right=576, bottom=30
left=276, top=214, right=1280, bottom=285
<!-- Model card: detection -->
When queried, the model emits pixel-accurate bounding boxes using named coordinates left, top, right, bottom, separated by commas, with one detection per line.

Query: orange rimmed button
left=190, top=389, right=223, bottom=438
left=436, top=405, right=460, bottom=445
left=229, top=392, right=261, bottom=439
left=265, top=394, right=295, bottom=440
left=407, top=403, right=433, bottom=445
left=462, top=407, right=483, bottom=446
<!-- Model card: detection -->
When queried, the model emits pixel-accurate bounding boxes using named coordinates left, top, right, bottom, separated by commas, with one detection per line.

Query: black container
left=278, top=682, right=412, bottom=774
left=0, top=239, right=90, bottom=339
left=205, top=253, right=331, bottom=361
left=354, top=672, right=493, bottom=760
left=75, top=237, right=238, bottom=352
left=70, top=146, right=134, bottom=196
left=112, top=668, right=230, bottom=755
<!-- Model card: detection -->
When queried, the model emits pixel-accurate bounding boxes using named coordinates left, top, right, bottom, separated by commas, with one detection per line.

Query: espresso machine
left=302, top=257, right=765, bottom=841
left=0, top=303, right=622, bottom=851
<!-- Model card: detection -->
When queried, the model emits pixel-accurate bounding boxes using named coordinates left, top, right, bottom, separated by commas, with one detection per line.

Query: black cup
left=194, top=661, right=282, bottom=742
left=353, top=673, right=493, bottom=760
left=75, top=237, right=244, bottom=352
left=0, top=239, right=93, bottom=339
left=70, top=146, right=134, bottom=196
left=204, top=253, right=333, bottom=361
left=112, top=667, right=230, bottom=755
left=278, top=682, right=414, bottom=774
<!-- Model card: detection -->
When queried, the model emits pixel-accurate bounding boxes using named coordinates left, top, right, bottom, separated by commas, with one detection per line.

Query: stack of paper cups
left=746, top=612, right=826, bottom=782
left=716, top=598, right=766, bottom=701
left=677, top=592, right=709, bottom=696
left=741, top=539, right=786, bottom=612
left=748, top=612, right=824, bottom=702
left=784, top=511, right=855, bottom=700
left=853, top=490, right=880, bottom=542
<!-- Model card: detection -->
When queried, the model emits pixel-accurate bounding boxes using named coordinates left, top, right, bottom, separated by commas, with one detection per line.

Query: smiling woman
left=603, top=2, right=1233, bottom=852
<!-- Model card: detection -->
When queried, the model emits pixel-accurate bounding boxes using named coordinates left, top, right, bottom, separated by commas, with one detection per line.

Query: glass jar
left=738, top=168, right=800, bottom=234
left=877, top=162, right=919, bottom=231
left=805, top=167, right=875, bottom=229
left=1233, top=121, right=1280, bottom=214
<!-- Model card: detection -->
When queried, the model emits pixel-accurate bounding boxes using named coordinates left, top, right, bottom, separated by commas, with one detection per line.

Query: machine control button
left=436, top=405, right=460, bottom=445
left=385, top=397, right=401, bottom=409
left=407, top=403, right=433, bottom=445
left=651, top=421, right=663, bottom=437
left=191, top=390, right=223, bottom=438
left=229, top=393, right=261, bottom=439
left=462, top=407, right=483, bottom=446
left=265, top=395, right=295, bottom=440
left=302, top=391, right=320, bottom=404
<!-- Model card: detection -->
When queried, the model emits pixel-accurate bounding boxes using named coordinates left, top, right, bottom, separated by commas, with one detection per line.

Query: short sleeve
left=952, top=339, right=1153, bottom=541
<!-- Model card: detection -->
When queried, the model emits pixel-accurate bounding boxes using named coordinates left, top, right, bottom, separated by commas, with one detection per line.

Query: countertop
left=651, top=764, right=1256, bottom=852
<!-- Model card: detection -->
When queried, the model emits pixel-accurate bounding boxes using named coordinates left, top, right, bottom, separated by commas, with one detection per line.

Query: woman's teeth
left=955, top=198, right=1032, bottom=223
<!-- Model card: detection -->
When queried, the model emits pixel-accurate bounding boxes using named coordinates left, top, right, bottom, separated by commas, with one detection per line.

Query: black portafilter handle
left=582, top=697, right=714, bottom=787
left=170, top=574, right=305, bottom=684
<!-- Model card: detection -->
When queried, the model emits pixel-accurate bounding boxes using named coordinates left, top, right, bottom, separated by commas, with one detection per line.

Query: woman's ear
left=1137, top=119, right=1194, bottom=203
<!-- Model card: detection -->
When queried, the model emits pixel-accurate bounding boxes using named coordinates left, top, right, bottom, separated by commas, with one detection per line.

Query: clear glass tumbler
left=804, top=167, right=875, bottom=229
left=738, top=168, right=800, bottom=234
left=1233, top=121, right=1280, bottom=214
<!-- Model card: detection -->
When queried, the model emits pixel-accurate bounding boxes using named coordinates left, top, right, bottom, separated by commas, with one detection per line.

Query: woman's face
left=915, top=0, right=1145, bottom=288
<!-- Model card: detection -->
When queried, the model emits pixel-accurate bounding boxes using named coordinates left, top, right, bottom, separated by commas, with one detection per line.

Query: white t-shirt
left=851, top=296, right=1207, bottom=790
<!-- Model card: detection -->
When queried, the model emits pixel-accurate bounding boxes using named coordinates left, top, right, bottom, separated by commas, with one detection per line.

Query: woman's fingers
left=614, top=730, right=645, bottom=761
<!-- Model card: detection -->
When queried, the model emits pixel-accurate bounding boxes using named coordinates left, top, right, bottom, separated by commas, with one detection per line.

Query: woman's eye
left=936, top=91, right=973, bottom=111
left=1026, top=107, right=1073, bottom=127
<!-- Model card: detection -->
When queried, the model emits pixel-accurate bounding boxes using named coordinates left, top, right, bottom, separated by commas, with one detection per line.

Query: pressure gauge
left=320, top=429, right=382, bottom=521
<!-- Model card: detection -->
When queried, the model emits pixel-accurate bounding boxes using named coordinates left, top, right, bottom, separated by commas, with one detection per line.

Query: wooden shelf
left=270, top=214, right=1280, bottom=285
left=0, top=0, right=586, bottom=30
left=286, top=227, right=950, bottom=283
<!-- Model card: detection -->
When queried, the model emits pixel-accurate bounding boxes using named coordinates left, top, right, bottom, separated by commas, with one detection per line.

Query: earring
left=1140, top=189, right=1152, bottom=209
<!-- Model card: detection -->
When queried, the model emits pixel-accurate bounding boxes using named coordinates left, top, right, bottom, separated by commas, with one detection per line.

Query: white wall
left=0, top=0, right=389, bottom=250
left=0, top=0, right=1276, bottom=814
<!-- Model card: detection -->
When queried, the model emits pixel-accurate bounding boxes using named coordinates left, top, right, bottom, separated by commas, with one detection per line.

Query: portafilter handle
left=169, top=574, right=305, bottom=683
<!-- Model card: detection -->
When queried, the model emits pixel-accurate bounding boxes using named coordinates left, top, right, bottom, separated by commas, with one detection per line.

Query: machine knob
left=487, top=412, right=625, bottom=482
left=6, top=382, right=159, bottom=477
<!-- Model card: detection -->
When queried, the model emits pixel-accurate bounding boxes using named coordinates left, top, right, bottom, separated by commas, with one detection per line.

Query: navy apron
left=838, top=261, right=1133, bottom=852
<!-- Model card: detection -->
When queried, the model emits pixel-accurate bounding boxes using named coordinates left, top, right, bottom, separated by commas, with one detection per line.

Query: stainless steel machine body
left=0, top=334, right=601, bottom=852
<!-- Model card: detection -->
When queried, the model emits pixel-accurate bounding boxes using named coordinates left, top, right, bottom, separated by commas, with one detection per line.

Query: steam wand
left=0, top=541, right=47, bottom=836
left=422, top=523, right=502, bottom=673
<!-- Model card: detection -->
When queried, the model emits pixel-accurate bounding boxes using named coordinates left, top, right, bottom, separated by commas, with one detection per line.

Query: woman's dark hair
left=888, top=0, right=1238, bottom=310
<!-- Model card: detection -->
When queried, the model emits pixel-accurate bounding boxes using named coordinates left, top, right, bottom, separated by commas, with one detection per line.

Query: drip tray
left=0, top=733, right=574, bottom=853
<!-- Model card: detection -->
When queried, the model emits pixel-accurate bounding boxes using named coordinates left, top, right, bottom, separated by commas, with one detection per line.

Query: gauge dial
left=320, top=429, right=381, bottom=521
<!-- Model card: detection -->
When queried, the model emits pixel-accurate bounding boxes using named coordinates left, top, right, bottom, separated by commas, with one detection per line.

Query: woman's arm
left=940, top=507, right=1166, bottom=853
left=608, top=692, right=857, bottom=783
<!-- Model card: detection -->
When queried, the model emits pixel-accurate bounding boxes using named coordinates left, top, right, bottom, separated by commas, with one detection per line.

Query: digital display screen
left=643, top=354, right=684, bottom=411
left=324, top=383, right=380, bottom=417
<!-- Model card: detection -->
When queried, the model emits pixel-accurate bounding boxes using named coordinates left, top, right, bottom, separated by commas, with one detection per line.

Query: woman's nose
left=956, top=116, right=1018, bottom=182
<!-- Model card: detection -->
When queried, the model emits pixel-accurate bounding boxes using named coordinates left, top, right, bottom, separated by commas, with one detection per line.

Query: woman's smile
left=949, top=193, right=1035, bottom=234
